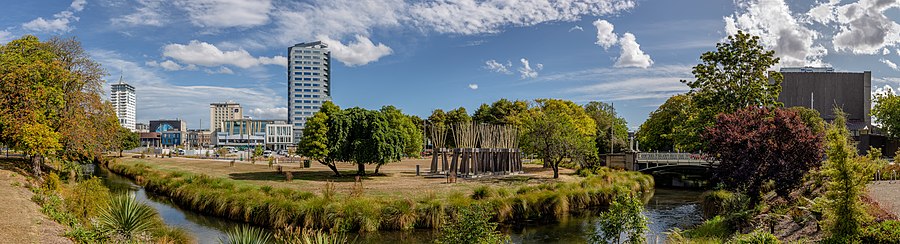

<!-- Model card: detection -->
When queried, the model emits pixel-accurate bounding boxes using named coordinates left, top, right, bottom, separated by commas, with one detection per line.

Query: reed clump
left=109, top=161, right=652, bottom=233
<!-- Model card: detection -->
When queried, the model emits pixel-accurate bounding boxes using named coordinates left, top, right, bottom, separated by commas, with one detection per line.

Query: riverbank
left=0, top=160, right=70, bottom=244
left=108, top=156, right=653, bottom=233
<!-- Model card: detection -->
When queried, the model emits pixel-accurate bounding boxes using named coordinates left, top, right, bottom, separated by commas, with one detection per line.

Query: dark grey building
left=778, top=67, right=871, bottom=126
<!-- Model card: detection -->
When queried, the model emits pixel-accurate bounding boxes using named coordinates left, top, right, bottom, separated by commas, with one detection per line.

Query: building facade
left=186, top=130, right=213, bottom=148
left=288, top=41, right=332, bottom=140
left=265, top=122, right=294, bottom=151
left=111, top=80, right=136, bottom=131
left=149, top=119, right=187, bottom=133
left=778, top=68, right=872, bottom=126
left=135, top=123, right=149, bottom=133
left=210, top=102, right=243, bottom=132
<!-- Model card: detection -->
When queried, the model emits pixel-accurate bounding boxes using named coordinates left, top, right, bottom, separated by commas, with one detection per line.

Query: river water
left=94, top=166, right=703, bottom=243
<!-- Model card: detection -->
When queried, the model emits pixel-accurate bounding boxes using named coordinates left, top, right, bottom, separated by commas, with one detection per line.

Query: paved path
left=0, top=167, right=70, bottom=244
left=868, top=180, right=900, bottom=218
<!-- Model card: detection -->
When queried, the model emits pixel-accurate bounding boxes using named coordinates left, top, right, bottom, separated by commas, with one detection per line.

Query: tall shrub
left=822, top=108, right=877, bottom=241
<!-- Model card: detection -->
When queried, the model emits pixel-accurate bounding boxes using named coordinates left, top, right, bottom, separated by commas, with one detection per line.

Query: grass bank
left=109, top=161, right=653, bottom=232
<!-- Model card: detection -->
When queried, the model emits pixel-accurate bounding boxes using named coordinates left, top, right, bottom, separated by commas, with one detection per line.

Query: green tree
left=381, top=105, right=423, bottom=157
left=637, top=94, right=691, bottom=152
left=584, top=101, right=629, bottom=155
left=787, top=106, right=826, bottom=136
left=519, top=99, right=596, bottom=178
left=116, top=127, right=140, bottom=157
left=676, top=31, right=783, bottom=151
left=345, top=108, right=404, bottom=176
left=872, top=91, right=900, bottom=138
left=298, top=101, right=347, bottom=176
left=473, top=99, right=529, bottom=125
left=822, top=108, right=878, bottom=241
left=435, top=204, right=509, bottom=244
left=595, top=192, right=649, bottom=244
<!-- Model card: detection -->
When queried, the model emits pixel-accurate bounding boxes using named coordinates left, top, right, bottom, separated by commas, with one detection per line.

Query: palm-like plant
left=96, top=194, right=160, bottom=241
left=300, top=230, right=349, bottom=244
left=220, top=225, right=273, bottom=244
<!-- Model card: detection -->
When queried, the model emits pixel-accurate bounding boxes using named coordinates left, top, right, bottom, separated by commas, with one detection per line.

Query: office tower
left=111, top=78, right=136, bottom=131
left=288, top=41, right=332, bottom=140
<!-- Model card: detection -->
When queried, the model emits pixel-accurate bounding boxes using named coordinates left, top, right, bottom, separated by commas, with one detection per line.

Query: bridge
left=605, top=152, right=717, bottom=187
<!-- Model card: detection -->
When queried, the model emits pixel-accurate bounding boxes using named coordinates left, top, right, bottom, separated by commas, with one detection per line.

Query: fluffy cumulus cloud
left=484, top=59, right=513, bottom=74
left=725, top=0, right=826, bottom=66
left=518, top=58, right=543, bottom=79
left=162, top=40, right=287, bottom=68
left=468, top=84, right=479, bottom=90
left=615, top=33, right=653, bottom=68
left=882, top=59, right=900, bottom=71
left=318, top=35, right=393, bottom=67
left=593, top=19, right=617, bottom=49
left=175, top=0, right=273, bottom=28
left=22, top=0, right=87, bottom=33
left=831, top=0, right=900, bottom=55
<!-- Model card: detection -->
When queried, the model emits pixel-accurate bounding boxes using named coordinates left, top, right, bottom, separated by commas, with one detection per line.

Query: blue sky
left=2, top=0, right=899, bottom=130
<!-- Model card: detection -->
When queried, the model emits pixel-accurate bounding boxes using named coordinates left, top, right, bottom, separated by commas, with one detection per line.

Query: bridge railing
left=637, top=152, right=711, bottom=161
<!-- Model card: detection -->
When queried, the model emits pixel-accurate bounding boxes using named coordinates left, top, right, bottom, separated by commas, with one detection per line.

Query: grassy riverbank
left=109, top=159, right=653, bottom=232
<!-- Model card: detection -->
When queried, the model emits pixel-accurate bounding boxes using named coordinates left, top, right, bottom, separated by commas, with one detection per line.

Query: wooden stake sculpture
left=428, top=122, right=449, bottom=174
left=427, top=121, right=523, bottom=180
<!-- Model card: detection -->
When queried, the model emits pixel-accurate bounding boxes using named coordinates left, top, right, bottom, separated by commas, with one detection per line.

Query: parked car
left=262, top=150, right=274, bottom=158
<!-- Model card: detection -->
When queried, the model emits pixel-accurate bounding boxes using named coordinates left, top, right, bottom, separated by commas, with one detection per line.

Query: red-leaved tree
left=704, top=107, right=824, bottom=203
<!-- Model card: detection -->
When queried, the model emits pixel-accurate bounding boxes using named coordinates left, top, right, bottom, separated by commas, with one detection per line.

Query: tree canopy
left=703, top=107, right=824, bottom=203
left=872, top=91, right=900, bottom=138
left=674, top=31, right=783, bottom=152
left=472, top=99, right=529, bottom=125
left=0, top=35, right=119, bottom=176
left=637, top=94, right=691, bottom=151
left=584, top=101, right=628, bottom=155
left=519, top=99, right=596, bottom=178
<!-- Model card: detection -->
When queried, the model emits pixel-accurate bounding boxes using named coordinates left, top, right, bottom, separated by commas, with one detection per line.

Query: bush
left=435, top=204, right=509, bottom=244
left=63, top=177, right=111, bottom=225
left=859, top=220, right=900, bottom=244
left=96, top=194, right=161, bottom=241
left=684, top=216, right=733, bottom=240
left=43, top=172, right=61, bottom=193
left=221, top=225, right=272, bottom=244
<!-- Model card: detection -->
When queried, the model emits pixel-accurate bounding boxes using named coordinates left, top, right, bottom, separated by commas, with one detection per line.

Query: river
left=94, top=166, right=704, bottom=243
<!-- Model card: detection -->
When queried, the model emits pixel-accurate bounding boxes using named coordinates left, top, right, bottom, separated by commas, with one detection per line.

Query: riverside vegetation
left=108, top=160, right=653, bottom=234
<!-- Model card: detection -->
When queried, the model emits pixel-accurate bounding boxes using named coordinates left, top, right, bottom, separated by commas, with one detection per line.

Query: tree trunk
left=321, top=161, right=341, bottom=176
left=119, top=150, right=123, bottom=157
left=552, top=163, right=559, bottom=179
left=357, top=163, right=366, bottom=176
left=375, top=164, right=382, bottom=174
left=32, top=155, right=42, bottom=178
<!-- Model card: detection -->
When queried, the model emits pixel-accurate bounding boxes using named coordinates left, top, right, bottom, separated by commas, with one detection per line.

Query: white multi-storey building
left=288, top=41, right=332, bottom=140
left=210, top=101, right=243, bottom=132
left=111, top=79, right=136, bottom=131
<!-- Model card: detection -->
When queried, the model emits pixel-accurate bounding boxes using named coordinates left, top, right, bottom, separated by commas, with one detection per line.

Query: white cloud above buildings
left=831, top=0, right=900, bottom=55
left=882, top=59, right=900, bottom=71
left=318, top=35, right=393, bottom=67
left=162, top=40, right=288, bottom=69
left=725, top=0, right=827, bottom=67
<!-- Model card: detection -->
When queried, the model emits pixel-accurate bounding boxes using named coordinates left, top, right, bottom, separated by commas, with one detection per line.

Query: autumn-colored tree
left=704, top=107, right=824, bottom=203
left=519, top=99, right=596, bottom=178
left=676, top=31, right=783, bottom=151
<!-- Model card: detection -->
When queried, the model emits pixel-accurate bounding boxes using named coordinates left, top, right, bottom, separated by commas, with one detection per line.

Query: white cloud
left=551, top=65, right=693, bottom=102
left=0, top=30, right=12, bottom=44
left=270, top=0, right=405, bottom=46
left=832, top=0, right=900, bottom=55
left=248, top=107, right=287, bottom=120
left=407, top=0, right=636, bottom=35
left=162, top=40, right=287, bottom=68
left=70, top=0, right=87, bottom=11
left=725, top=0, right=826, bottom=66
left=569, top=25, right=584, bottom=32
left=468, top=84, right=479, bottom=90
left=91, top=49, right=287, bottom=126
left=518, top=58, right=543, bottom=79
left=484, top=59, right=512, bottom=74
left=205, top=67, right=235, bottom=75
left=882, top=59, right=900, bottom=71
left=885, top=48, right=892, bottom=55
left=318, top=35, right=393, bottom=67
left=160, top=60, right=185, bottom=71
left=113, top=0, right=167, bottom=27
left=806, top=0, right=839, bottom=24
left=174, top=0, right=273, bottom=28
left=22, top=0, right=86, bottom=33
left=615, top=33, right=653, bottom=68
left=593, top=19, right=617, bottom=49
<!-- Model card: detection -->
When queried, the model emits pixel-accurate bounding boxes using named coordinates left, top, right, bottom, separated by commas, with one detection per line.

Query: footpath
left=868, top=180, right=900, bottom=219
left=0, top=161, right=70, bottom=244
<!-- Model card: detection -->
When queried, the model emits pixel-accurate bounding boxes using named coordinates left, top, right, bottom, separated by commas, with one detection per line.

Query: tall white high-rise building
left=210, top=101, right=243, bottom=132
left=288, top=41, right=332, bottom=140
left=111, top=78, right=136, bottom=131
